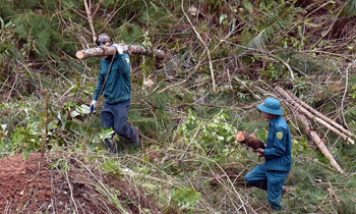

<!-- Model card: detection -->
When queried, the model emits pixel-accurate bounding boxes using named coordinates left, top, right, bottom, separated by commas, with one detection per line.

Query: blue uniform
left=94, top=54, right=138, bottom=143
left=245, top=115, right=292, bottom=210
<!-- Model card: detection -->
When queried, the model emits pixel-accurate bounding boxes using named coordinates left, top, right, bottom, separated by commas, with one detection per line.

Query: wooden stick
left=76, top=45, right=170, bottom=60
left=181, top=0, right=216, bottom=92
left=296, top=113, right=344, bottom=174
left=328, top=181, right=340, bottom=204
left=275, top=86, right=354, bottom=145
left=84, top=0, right=96, bottom=42
left=235, top=131, right=266, bottom=150
left=284, top=89, right=356, bottom=139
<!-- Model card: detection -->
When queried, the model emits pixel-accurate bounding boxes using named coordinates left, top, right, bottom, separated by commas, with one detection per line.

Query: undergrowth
left=1, top=0, right=356, bottom=213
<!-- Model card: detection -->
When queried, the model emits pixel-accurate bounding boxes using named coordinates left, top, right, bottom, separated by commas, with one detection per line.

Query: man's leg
left=265, top=170, right=289, bottom=210
left=109, top=100, right=138, bottom=145
left=101, top=109, right=119, bottom=153
left=244, top=165, right=268, bottom=190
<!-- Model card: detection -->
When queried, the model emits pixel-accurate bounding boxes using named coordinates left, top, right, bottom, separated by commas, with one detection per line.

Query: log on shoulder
left=235, top=131, right=266, bottom=150
left=76, top=45, right=170, bottom=60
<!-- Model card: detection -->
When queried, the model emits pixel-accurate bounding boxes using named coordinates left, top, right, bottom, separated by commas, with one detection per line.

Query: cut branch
left=284, top=89, right=356, bottom=139
left=83, top=0, right=96, bottom=42
left=296, top=113, right=344, bottom=174
left=275, top=86, right=354, bottom=145
left=235, top=131, right=266, bottom=150
left=76, top=45, right=170, bottom=60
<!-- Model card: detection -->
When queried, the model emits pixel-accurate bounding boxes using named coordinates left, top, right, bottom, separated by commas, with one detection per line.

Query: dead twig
left=18, top=78, right=50, bottom=211
left=328, top=181, right=340, bottom=205
left=276, top=86, right=354, bottom=145
left=341, top=62, right=355, bottom=132
left=65, top=171, right=79, bottom=213
left=83, top=0, right=96, bottom=42
left=311, top=3, right=347, bottom=49
left=181, top=1, right=216, bottom=93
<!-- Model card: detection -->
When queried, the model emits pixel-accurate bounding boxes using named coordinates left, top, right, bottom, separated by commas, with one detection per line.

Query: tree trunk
left=235, top=131, right=266, bottom=150
left=76, top=45, right=170, bottom=60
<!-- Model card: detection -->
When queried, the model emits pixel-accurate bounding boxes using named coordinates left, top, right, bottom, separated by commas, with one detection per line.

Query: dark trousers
left=244, top=164, right=289, bottom=210
left=101, top=99, right=137, bottom=143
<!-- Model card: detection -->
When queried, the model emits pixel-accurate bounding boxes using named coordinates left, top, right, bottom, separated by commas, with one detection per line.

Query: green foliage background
left=1, top=0, right=356, bottom=213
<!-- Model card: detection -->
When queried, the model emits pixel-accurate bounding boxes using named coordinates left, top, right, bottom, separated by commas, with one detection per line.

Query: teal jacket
left=93, top=54, right=131, bottom=104
left=264, top=115, right=292, bottom=172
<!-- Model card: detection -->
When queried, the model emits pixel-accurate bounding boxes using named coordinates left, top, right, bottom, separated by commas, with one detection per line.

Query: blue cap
left=258, top=98, right=284, bottom=115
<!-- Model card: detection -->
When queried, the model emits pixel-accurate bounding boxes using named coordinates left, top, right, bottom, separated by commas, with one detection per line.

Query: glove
left=90, top=100, right=97, bottom=113
left=111, top=43, right=123, bottom=55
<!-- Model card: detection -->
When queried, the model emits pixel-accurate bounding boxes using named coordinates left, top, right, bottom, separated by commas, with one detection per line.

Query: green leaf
left=219, top=14, right=228, bottom=25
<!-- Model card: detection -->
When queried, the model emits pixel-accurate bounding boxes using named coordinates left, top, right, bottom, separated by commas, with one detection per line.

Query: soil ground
left=0, top=152, right=160, bottom=214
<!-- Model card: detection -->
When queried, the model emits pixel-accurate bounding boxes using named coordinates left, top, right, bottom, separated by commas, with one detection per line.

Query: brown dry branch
left=275, top=86, right=354, bottom=145
left=76, top=45, right=170, bottom=60
left=181, top=0, right=216, bottom=93
left=83, top=0, right=96, bottom=42
left=234, top=76, right=263, bottom=100
left=328, top=181, right=340, bottom=205
left=65, top=170, right=79, bottom=213
left=235, top=131, right=266, bottom=150
left=311, top=3, right=346, bottom=49
left=285, top=89, right=356, bottom=139
left=220, top=40, right=295, bottom=80
left=275, top=86, right=344, bottom=173
left=296, top=113, right=344, bottom=174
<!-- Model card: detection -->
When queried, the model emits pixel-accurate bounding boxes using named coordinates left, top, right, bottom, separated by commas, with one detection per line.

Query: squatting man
left=90, top=33, right=139, bottom=154
left=244, top=97, right=292, bottom=211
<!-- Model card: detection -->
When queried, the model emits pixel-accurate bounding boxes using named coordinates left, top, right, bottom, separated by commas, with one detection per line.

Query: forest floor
left=0, top=152, right=160, bottom=214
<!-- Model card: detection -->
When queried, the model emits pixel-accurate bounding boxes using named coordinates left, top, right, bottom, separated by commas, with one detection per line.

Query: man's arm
left=93, top=63, right=105, bottom=101
left=90, top=68, right=104, bottom=113
left=263, top=128, right=287, bottom=158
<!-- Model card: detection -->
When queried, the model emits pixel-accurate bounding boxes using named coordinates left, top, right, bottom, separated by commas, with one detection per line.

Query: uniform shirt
left=94, top=53, right=131, bottom=104
left=263, top=115, right=292, bottom=172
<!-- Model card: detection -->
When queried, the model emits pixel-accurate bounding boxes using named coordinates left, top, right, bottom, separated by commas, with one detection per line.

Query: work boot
left=105, top=136, right=119, bottom=154
left=132, top=126, right=140, bottom=148
left=282, top=186, right=288, bottom=196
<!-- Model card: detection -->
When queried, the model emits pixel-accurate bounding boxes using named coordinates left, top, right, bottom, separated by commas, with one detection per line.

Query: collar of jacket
left=269, top=115, right=281, bottom=126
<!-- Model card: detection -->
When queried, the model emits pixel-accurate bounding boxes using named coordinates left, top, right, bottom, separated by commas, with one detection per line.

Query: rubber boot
left=132, top=126, right=139, bottom=148
left=105, top=135, right=119, bottom=154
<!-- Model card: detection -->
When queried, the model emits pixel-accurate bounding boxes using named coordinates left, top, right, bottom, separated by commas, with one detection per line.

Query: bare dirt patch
left=0, top=152, right=160, bottom=213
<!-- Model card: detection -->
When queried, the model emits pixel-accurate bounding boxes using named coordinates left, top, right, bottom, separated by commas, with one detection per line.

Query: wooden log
left=284, top=89, right=356, bottom=139
left=275, top=86, right=354, bottom=145
left=76, top=45, right=170, bottom=60
left=235, top=131, right=266, bottom=150
left=296, top=113, right=344, bottom=174
left=76, top=47, right=116, bottom=59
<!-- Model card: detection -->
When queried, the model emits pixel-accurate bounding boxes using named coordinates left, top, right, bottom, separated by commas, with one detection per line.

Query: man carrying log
left=244, top=97, right=292, bottom=211
left=90, top=33, right=139, bottom=154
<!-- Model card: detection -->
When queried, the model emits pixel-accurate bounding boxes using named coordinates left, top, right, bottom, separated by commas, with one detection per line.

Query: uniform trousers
left=245, top=164, right=289, bottom=210
left=101, top=99, right=137, bottom=143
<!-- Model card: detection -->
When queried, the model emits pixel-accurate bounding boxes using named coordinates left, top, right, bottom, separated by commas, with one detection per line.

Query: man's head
left=95, top=33, right=113, bottom=47
left=258, top=98, right=283, bottom=120
left=96, top=34, right=113, bottom=59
